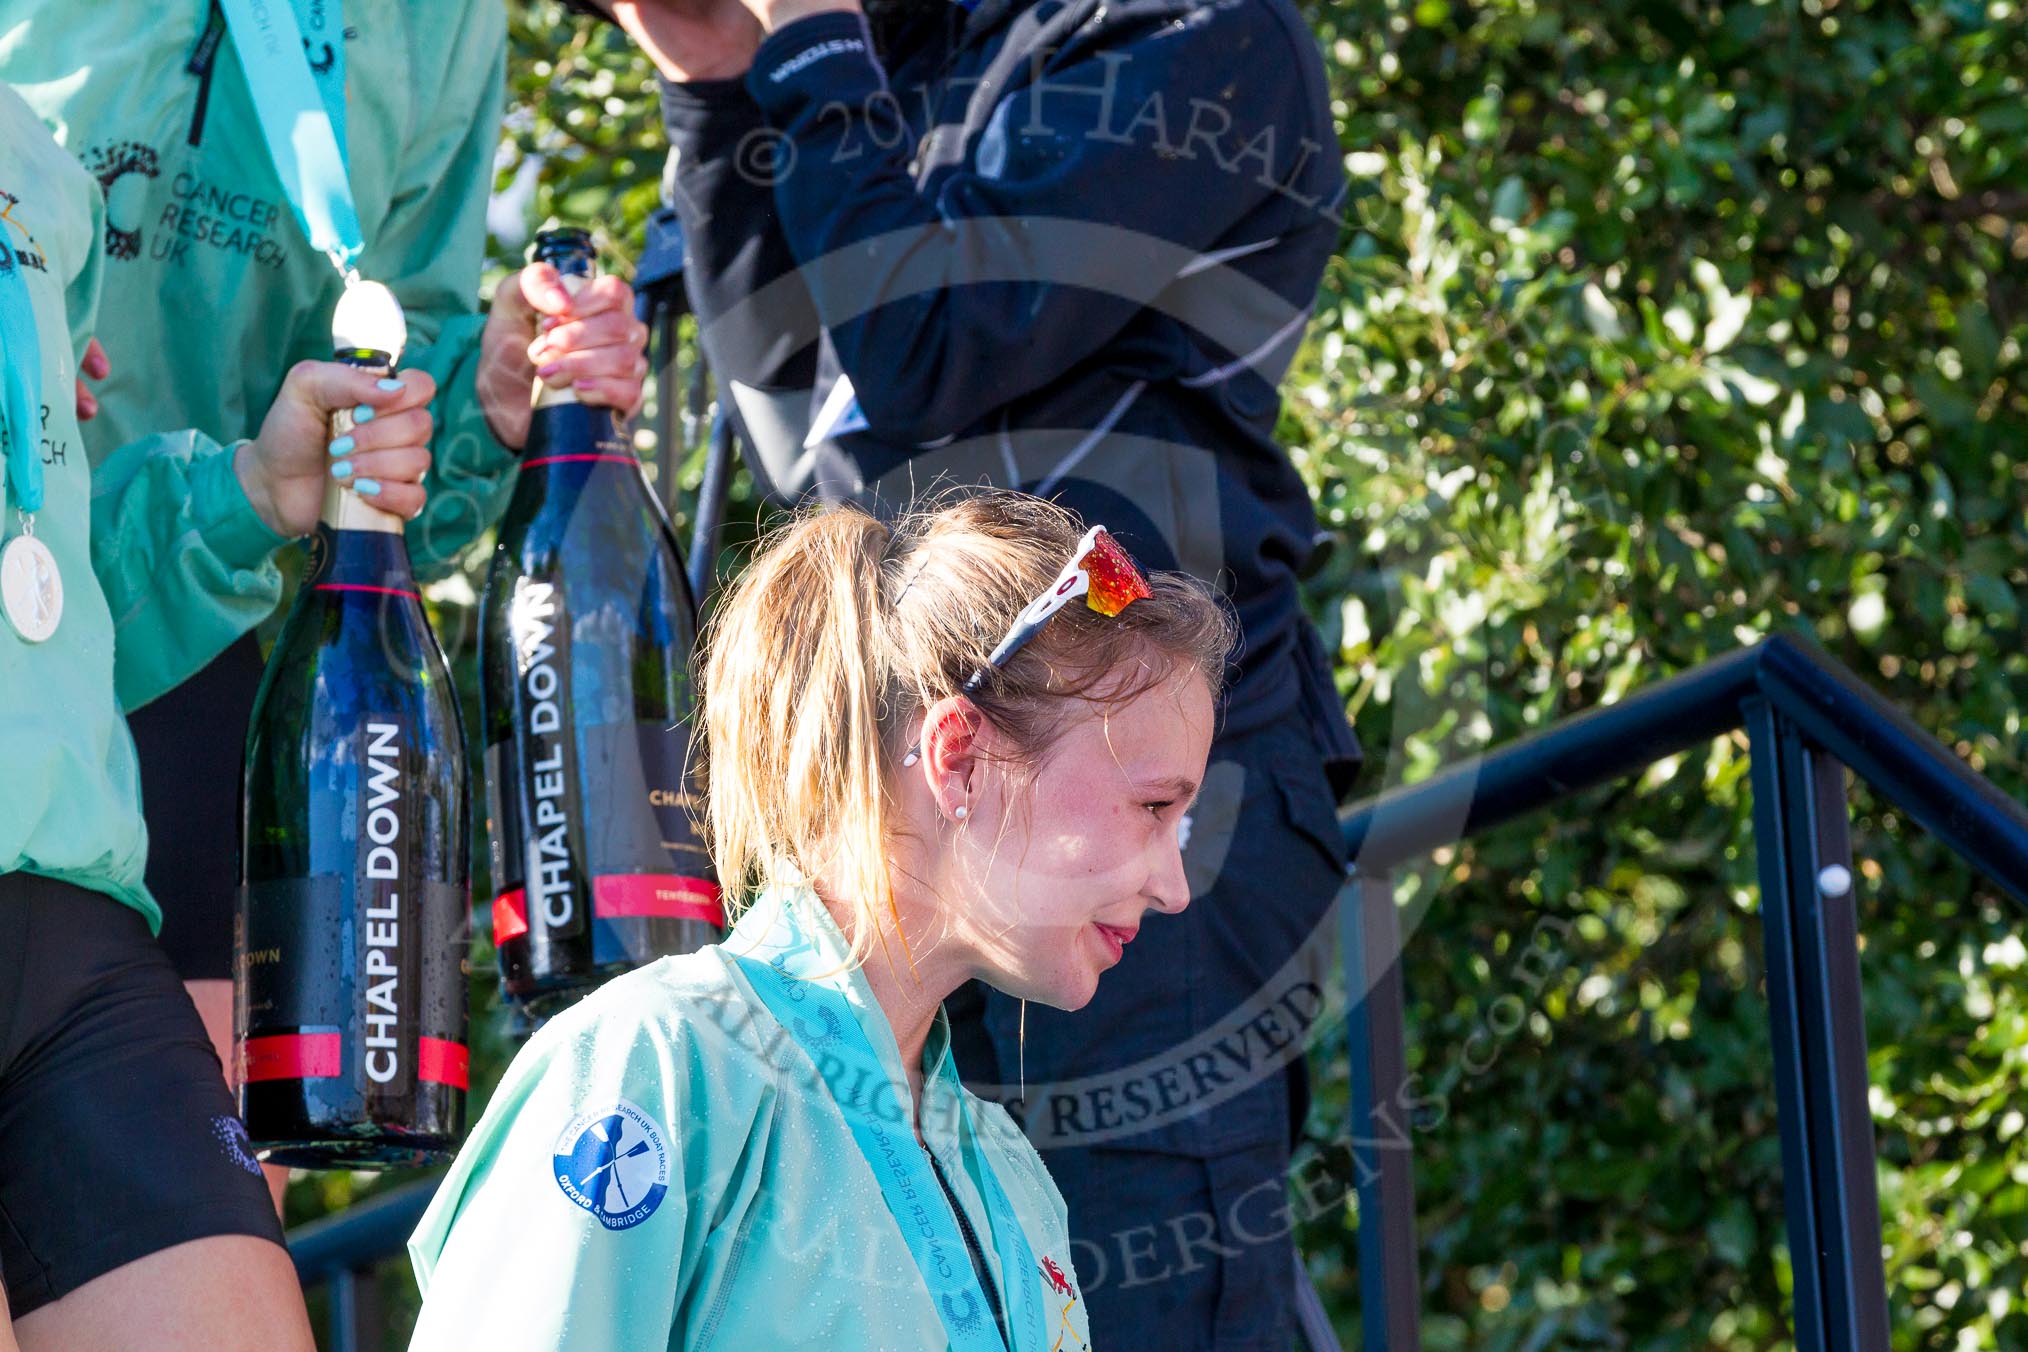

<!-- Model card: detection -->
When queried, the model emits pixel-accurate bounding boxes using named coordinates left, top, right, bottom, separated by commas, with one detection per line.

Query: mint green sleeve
left=366, top=0, right=516, bottom=580
left=408, top=1000, right=695, bottom=1350
left=88, top=431, right=289, bottom=711
left=62, top=170, right=289, bottom=713
left=62, top=160, right=105, bottom=367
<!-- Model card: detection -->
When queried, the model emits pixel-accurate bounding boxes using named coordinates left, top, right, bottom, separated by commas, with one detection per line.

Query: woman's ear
left=916, top=696, right=983, bottom=818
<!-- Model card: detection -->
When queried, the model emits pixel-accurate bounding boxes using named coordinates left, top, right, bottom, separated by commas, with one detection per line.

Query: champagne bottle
left=237, top=337, right=471, bottom=1169
left=482, top=227, right=721, bottom=1018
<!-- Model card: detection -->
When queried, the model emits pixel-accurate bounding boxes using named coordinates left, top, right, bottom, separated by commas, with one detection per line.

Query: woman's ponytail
left=700, top=509, right=902, bottom=958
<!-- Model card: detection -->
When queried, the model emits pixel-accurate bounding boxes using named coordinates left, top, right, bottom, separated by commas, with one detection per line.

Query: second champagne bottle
left=482, top=227, right=722, bottom=1019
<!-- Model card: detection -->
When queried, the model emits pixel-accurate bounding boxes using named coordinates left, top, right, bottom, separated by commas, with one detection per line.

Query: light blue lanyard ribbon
left=732, top=904, right=1048, bottom=1352
left=217, top=0, right=362, bottom=279
left=0, top=239, right=45, bottom=515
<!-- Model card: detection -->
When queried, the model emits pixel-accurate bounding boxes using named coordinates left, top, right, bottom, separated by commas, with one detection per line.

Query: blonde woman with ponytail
left=408, top=492, right=1233, bottom=1351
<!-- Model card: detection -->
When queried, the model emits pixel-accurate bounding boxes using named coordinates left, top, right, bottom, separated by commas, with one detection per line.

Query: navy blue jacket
left=660, top=0, right=1358, bottom=780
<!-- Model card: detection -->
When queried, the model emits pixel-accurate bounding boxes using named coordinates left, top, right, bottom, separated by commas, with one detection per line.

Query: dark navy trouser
left=952, top=708, right=1348, bottom=1350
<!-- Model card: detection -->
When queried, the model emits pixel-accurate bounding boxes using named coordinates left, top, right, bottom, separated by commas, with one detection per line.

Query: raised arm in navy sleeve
left=660, top=77, right=821, bottom=397
left=735, top=0, right=1337, bottom=446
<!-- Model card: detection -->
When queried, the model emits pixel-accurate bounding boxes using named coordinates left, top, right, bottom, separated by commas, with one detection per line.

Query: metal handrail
left=1752, top=636, right=2028, bottom=905
left=289, top=1177, right=440, bottom=1286
left=1340, top=633, right=2028, bottom=903
left=288, top=1176, right=441, bottom=1351
left=1341, top=642, right=1762, bottom=870
left=1334, top=632, right=2028, bottom=1352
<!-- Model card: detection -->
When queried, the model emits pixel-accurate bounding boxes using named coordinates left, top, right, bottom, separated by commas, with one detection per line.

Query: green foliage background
left=289, top=0, right=2028, bottom=1346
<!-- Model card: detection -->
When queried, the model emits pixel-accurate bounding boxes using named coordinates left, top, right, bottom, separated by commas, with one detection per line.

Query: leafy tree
left=1289, top=0, right=2026, bottom=1346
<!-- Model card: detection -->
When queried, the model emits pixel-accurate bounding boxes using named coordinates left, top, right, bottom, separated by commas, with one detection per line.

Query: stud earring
left=953, top=805, right=968, bottom=820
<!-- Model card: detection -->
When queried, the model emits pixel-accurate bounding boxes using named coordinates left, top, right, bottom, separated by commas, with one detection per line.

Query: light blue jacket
left=410, top=890, right=1096, bottom=1350
left=0, top=81, right=285, bottom=927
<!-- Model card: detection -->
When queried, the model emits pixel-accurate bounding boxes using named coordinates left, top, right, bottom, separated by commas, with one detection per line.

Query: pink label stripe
left=492, top=888, right=529, bottom=942
left=519, top=453, right=637, bottom=468
left=418, top=1037, right=470, bottom=1090
left=594, top=874, right=725, bottom=927
left=493, top=877, right=726, bottom=936
left=242, top=1032, right=342, bottom=1082
left=315, top=582, right=421, bottom=600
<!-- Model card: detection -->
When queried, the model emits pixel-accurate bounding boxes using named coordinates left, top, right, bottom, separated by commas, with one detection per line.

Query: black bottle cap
left=533, top=227, right=597, bottom=278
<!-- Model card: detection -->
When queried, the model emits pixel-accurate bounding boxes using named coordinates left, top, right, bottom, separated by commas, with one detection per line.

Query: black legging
left=126, top=633, right=267, bottom=980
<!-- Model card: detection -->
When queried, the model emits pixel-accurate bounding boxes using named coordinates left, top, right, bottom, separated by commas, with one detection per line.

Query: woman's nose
left=1147, top=837, right=1191, bottom=914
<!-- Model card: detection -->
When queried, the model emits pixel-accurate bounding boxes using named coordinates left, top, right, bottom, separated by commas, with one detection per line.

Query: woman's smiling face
left=932, top=662, right=1217, bottom=1011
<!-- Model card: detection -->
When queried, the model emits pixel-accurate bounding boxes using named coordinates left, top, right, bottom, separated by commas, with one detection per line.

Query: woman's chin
left=987, top=965, right=1100, bottom=1013
left=1050, top=964, right=1105, bottom=1012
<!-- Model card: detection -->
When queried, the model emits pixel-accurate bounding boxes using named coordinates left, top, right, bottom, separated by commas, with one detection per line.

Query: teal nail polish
left=352, top=405, right=376, bottom=424
left=330, top=460, right=354, bottom=479
left=375, top=378, right=405, bottom=391
left=328, top=435, right=355, bottom=457
left=354, top=478, right=383, bottom=497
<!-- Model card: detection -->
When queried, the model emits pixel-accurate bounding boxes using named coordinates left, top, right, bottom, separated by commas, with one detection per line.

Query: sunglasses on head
left=903, top=526, right=1152, bottom=767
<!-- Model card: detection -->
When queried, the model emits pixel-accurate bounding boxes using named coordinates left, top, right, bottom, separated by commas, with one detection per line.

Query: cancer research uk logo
left=552, top=1099, right=671, bottom=1231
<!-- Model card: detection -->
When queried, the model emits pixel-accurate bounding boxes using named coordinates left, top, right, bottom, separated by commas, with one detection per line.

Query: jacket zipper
left=929, top=1150, right=1009, bottom=1346
left=186, top=0, right=227, bottom=147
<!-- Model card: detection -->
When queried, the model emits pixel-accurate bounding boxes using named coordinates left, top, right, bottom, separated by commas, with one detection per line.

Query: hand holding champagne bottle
left=238, top=283, right=471, bottom=1169
left=482, top=227, right=722, bottom=1018
left=477, top=258, right=648, bottom=449
left=235, top=361, right=439, bottom=535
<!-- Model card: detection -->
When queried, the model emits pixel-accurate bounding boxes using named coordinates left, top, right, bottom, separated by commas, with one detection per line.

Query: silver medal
left=0, top=529, right=63, bottom=642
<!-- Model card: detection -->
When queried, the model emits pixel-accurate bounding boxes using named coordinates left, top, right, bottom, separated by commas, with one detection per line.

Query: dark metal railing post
left=321, top=1264, right=387, bottom=1352
left=290, top=1176, right=440, bottom=1351
left=651, top=296, right=685, bottom=522
left=633, top=202, right=733, bottom=612
left=327, top=1267, right=358, bottom=1352
left=687, top=409, right=734, bottom=609
left=1745, top=698, right=1892, bottom=1352
left=1340, top=868, right=1422, bottom=1350
left=638, top=204, right=692, bottom=526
